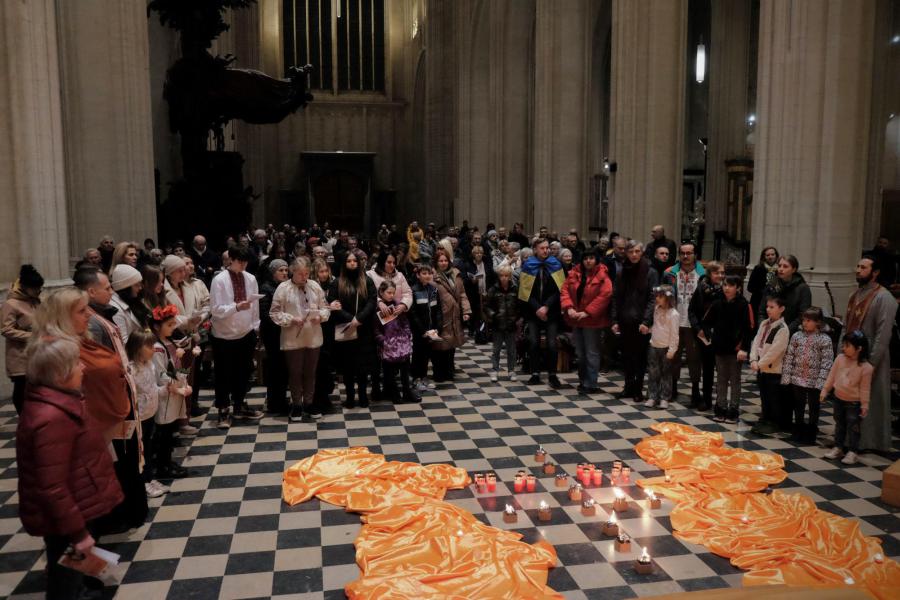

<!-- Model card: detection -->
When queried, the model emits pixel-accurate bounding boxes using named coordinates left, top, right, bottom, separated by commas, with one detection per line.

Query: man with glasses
left=663, top=242, right=706, bottom=406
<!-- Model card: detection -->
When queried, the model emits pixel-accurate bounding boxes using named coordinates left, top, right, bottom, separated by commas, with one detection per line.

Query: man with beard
left=844, top=256, right=898, bottom=453
left=520, top=239, right=566, bottom=388
left=663, top=242, right=706, bottom=405
left=611, top=240, right=659, bottom=402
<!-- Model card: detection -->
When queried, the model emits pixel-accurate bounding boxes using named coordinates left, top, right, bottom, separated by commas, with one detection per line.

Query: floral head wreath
left=151, top=304, right=179, bottom=322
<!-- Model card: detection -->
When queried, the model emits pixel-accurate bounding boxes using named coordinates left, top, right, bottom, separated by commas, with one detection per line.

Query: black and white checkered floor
left=1, top=343, right=899, bottom=599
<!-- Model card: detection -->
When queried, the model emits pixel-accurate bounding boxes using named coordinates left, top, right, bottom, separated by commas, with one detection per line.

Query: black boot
left=789, top=423, right=804, bottom=443
left=802, top=423, right=819, bottom=445
left=690, top=383, right=701, bottom=408
left=342, top=378, right=356, bottom=409
left=357, top=375, right=370, bottom=408
left=713, top=404, right=725, bottom=422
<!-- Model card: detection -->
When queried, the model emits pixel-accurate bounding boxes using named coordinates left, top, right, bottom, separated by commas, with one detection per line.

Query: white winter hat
left=111, top=264, right=142, bottom=291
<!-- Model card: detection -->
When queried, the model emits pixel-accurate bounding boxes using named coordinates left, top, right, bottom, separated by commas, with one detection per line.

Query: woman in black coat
left=259, top=260, right=290, bottom=414
left=312, top=258, right=337, bottom=414
left=463, top=245, right=495, bottom=343
left=747, top=246, right=779, bottom=322
left=327, top=252, right=377, bottom=409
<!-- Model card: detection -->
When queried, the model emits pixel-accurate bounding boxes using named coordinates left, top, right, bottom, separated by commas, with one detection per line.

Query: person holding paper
left=209, top=245, right=265, bottom=429
left=17, top=335, right=123, bottom=599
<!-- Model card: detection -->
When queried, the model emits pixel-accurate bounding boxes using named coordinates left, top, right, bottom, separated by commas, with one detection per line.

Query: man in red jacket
left=17, top=336, right=123, bottom=600
left=561, top=249, right=613, bottom=393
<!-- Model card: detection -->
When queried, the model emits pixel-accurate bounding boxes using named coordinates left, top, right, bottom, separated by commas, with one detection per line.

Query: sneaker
left=151, top=480, right=170, bottom=494
left=659, top=400, right=669, bottom=410
left=824, top=446, right=844, bottom=460
left=425, top=379, right=436, bottom=389
left=217, top=408, right=232, bottom=429
left=178, top=424, right=199, bottom=437
left=644, top=398, right=656, bottom=408
left=234, top=405, right=263, bottom=421
left=289, top=405, right=303, bottom=423
left=527, top=374, right=541, bottom=385
left=145, top=482, right=165, bottom=498
left=490, top=372, right=499, bottom=382
left=548, top=375, right=562, bottom=389
left=508, top=373, right=517, bottom=382
left=712, top=414, right=725, bottom=423
left=841, top=451, right=859, bottom=465
left=415, top=381, right=429, bottom=393
left=724, top=415, right=739, bottom=424
left=308, top=410, right=323, bottom=420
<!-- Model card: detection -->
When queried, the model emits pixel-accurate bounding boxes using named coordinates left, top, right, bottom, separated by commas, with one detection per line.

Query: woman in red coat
left=561, top=248, right=613, bottom=393
left=17, top=335, right=123, bottom=600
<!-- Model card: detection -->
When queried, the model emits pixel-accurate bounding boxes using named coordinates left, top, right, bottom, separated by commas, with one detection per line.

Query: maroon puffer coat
left=17, top=385, right=123, bottom=541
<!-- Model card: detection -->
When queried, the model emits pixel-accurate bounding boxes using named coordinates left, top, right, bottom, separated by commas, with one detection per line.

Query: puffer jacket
left=560, top=263, right=613, bottom=329
left=1, top=285, right=40, bottom=377
left=409, top=283, right=443, bottom=337
left=17, top=385, right=123, bottom=541
left=749, top=317, right=789, bottom=374
left=433, top=268, right=472, bottom=350
left=483, top=282, right=519, bottom=333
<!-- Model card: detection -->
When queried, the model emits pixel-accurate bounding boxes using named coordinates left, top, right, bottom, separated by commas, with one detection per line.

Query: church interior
left=2, top=0, right=900, bottom=598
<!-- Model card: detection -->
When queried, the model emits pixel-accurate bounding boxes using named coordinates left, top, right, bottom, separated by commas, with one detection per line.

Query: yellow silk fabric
left=283, top=447, right=561, bottom=599
left=635, top=423, right=900, bottom=599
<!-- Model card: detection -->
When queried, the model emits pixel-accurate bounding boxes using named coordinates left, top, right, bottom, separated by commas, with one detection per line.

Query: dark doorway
left=313, top=170, right=366, bottom=232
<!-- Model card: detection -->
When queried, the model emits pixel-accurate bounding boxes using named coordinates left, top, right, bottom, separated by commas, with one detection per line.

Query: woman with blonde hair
left=109, top=241, right=139, bottom=274
left=270, top=257, right=331, bottom=422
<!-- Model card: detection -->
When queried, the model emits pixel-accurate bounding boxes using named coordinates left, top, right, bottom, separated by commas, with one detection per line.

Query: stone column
left=0, top=0, right=70, bottom=282
left=56, top=0, right=157, bottom=254
left=752, top=0, right=877, bottom=312
left=532, top=0, right=592, bottom=233
left=705, top=0, right=752, bottom=255
left=609, top=0, right=687, bottom=242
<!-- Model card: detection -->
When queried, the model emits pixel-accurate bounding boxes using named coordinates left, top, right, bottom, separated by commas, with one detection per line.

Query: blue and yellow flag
left=518, top=256, right=566, bottom=302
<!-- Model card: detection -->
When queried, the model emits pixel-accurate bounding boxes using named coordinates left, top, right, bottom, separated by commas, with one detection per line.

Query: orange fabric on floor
left=283, top=447, right=561, bottom=599
left=635, top=422, right=900, bottom=599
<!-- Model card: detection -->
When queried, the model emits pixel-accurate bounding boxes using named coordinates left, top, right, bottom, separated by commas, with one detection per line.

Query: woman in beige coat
left=1, top=265, right=43, bottom=413
left=432, top=248, right=471, bottom=381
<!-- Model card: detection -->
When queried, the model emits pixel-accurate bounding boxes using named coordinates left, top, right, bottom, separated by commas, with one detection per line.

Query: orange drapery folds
left=635, top=422, right=900, bottom=599
left=283, top=447, right=561, bottom=599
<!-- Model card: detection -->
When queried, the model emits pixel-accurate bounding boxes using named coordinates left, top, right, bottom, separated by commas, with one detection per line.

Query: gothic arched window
left=283, top=0, right=386, bottom=93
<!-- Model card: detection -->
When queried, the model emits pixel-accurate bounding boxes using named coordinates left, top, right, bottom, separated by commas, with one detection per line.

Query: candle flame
left=741, top=515, right=750, bottom=523
left=640, top=548, right=650, bottom=562
left=646, top=488, right=655, bottom=499
left=608, top=512, right=618, bottom=525
left=505, top=504, right=515, bottom=513
left=875, top=553, right=884, bottom=562
left=457, top=529, right=464, bottom=537
left=844, top=577, right=855, bottom=585
left=614, top=487, right=625, bottom=499
left=539, top=501, right=549, bottom=510
left=665, top=475, right=672, bottom=482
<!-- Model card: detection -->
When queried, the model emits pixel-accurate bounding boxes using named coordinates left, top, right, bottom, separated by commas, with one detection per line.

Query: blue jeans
left=573, top=328, right=601, bottom=388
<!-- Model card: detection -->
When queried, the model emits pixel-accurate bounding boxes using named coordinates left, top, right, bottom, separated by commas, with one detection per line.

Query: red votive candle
left=526, top=474, right=537, bottom=492
left=513, top=475, right=524, bottom=493
left=592, top=469, right=603, bottom=487
left=576, top=463, right=585, bottom=478
left=486, top=473, right=497, bottom=493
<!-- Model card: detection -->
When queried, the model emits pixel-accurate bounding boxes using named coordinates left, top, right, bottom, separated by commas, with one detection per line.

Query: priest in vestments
left=845, top=257, right=898, bottom=452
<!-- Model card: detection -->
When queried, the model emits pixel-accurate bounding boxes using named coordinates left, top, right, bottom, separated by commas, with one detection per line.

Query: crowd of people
left=2, top=220, right=899, bottom=598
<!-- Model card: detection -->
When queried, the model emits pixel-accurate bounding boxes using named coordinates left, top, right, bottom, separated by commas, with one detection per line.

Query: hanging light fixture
left=334, top=0, right=341, bottom=19
left=695, top=36, right=706, bottom=84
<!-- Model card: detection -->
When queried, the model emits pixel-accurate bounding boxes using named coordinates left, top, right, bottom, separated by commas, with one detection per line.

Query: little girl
left=822, top=330, right=873, bottom=465
left=645, top=285, right=679, bottom=409
left=150, top=305, right=192, bottom=479
left=781, top=307, right=834, bottom=445
left=374, top=281, right=420, bottom=403
left=126, top=330, right=170, bottom=498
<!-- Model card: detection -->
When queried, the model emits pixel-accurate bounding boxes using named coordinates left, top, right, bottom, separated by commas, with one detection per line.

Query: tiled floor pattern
left=0, top=343, right=898, bottom=599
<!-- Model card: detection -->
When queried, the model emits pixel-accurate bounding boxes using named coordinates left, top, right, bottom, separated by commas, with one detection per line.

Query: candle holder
left=613, top=460, right=623, bottom=470
left=486, top=472, right=497, bottom=493
left=474, top=472, right=486, bottom=493
left=602, top=513, right=619, bottom=536
left=503, top=504, right=518, bottom=523
left=615, top=533, right=631, bottom=552
left=612, top=488, right=629, bottom=513
left=543, top=462, right=557, bottom=475
left=576, top=463, right=585, bottom=478
left=537, top=501, right=552, bottom=522
left=610, top=467, right=621, bottom=486
left=646, top=488, right=661, bottom=509
left=513, top=472, right=525, bottom=493
left=664, top=474, right=672, bottom=483
left=555, top=473, right=568, bottom=488
left=526, top=474, right=537, bottom=493
left=568, top=483, right=583, bottom=502
left=581, top=499, right=596, bottom=516
left=621, top=467, right=631, bottom=484
left=634, top=549, right=654, bottom=574
left=535, top=447, right=547, bottom=463
left=579, top=472, right=592, bottom=488
left=591, top=469, right=603, bottom=487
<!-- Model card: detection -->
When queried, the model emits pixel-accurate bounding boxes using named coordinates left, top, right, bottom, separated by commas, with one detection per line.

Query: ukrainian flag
left=518, top=256, right=566, bottom=302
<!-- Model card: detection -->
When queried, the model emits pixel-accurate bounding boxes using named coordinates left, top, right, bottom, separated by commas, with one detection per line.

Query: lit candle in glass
left=538, top=500, right=552, bottom=521
left=602, top=511, right=619, bottom=536
left=875, top=553, right=884, bottom=563
left=639, top=548, right=651, bottom=564
left=613, top=487, right=628, bottom=512
left=647, top=488, right=661, bottom=509
left=503, top=503, right=518, bottom=523
left=581, top=498, right=596, bottom=516
left=634, top=547, right=654, bottom=573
